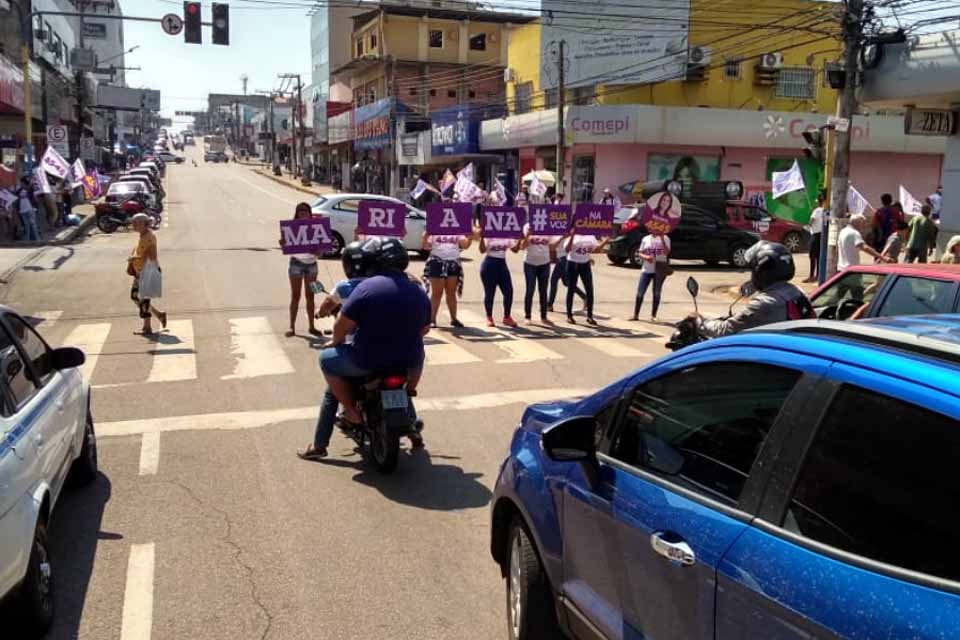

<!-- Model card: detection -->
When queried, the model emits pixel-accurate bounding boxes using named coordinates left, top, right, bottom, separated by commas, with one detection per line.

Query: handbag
left=138, top=260, right=163, bottom=299
left=126, top=261, right=136, bottom=277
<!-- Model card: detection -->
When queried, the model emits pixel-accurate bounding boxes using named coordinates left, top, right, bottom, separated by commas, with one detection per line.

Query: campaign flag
left=454, top=175, right=482, bottom=203
left=31, top=168, right=51, bottom=195
left=481, top=206, right=526, bottom=239
left=899, top=184, right=923, bottom=216
left=279, top=216, right=334, bottom=255
left=529, top=172, right=548, bottom=198
left=846, top=184, right=872, bottom=216
left=40, top=145, right=70, bottom=180
left=0, top=189, right=17, bottom=210
left=572, top=203, right=615, bottom=237
left=69, top=158, right=85, bottom=187
left=358, top=200, right=406, bottom=237
left=528, top=204, right=571, bottom=236
left=771, top=160, right=806, bottom=199
left=410, top=179, right=429, bottom=201
left=493, top=178, right=508, bottom=205
left=426, top=202, right=473, bottom=236
left=457, top=163, right=474, bottom=184
left=81, top=171, right=102, bottom=200
left=439, top=169, right=456, bottom=194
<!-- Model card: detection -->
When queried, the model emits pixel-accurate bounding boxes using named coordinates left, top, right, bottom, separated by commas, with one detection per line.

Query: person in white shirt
left=599, top=188, right=621, bottom=209
left=838, top=215, right=887, bottom=270
left=520, top=223, right=554, bottom=325
left=479, top=235, right=521, bottom=327
left=421, top=229, right=473, bottom=328
left=629, top=231, right=671, bottom=321
left=563, top=230, right=609, bottom=325
left=804, top=193, right=826, bottom=282
left=928, top=186, right=943, bottom=221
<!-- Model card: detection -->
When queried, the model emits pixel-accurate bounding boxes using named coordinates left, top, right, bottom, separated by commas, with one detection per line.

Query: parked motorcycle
left=336, top=371, right=422, bottom=473
left=95, top=197, right=160, bottom=234
left=666, top=277, right=753, bottom=352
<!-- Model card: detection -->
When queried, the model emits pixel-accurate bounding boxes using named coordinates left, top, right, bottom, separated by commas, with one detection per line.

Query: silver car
left=310, top=193, right=428, bottom=257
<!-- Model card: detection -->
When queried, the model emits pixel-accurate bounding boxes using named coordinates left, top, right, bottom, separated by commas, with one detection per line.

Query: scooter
left=666, top=277, right=753, bottom=352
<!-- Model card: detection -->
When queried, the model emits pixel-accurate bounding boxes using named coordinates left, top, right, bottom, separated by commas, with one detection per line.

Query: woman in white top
left=521, top=223, right=554, bottom=324
left=479, top=235, right=521, bottom=327
left=563, top=230, right=609, bottom=325
left=630, top=230, right=671, bottom=321
left=421, top=229, right=473, bottom=328
left=548, top=234, right=587, bottom=311
left=278, top=202, right=322, bottom=337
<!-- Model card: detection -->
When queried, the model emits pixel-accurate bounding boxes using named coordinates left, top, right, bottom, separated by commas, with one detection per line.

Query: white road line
left=221, top=316, right=295, bottom=380
left=97, top=387, right=594, bottom=438
left=574, top=336, right=655, bottom=358
left=230, top=176, right=299, bottom=204
left=138, top=432, right=160, bottom=475
left=424, top=332, right=481, bottom=366
left=457, top=309, right=564, bottom=364
left=62, top=323, right=111, bottom=383
left=32, top=310, right=63, bottom=327
left=147, top=319, right=197, bottom=383
left=120, top=542, right=155, bottom=640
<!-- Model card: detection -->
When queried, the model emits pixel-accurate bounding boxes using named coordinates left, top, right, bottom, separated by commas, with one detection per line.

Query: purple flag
left=528, top=204, right=571, bottom=236
left=572, top=203, right=615, bottom=237
left=358, top=200, right=406, bottom=237
left=280, top=216, right=334, bottom=255
left=426, top=202, right=472, bottom=236
left=481, top=206, right=526, bottom=239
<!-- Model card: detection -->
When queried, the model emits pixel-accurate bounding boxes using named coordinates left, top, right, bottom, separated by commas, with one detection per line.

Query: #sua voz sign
left=358, top=200, right=406, bottom=237
left=426, top=202, right=473, bottom=236
left=528, top=204, right=571, bottom=236
left=280, top=217, right=333, bottom=254
left=481, top=206, right=526, bottom=239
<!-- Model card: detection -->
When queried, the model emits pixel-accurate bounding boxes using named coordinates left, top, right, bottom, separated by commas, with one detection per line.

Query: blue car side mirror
left=542, top=416, right=596, bottom=462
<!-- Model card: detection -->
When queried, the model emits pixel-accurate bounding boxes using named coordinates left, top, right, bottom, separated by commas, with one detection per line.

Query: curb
left=0, top=212, right=97, bottom=285
left=54, top=212, right=98, bottom=245
left=251, top=168, right=328, bottom=198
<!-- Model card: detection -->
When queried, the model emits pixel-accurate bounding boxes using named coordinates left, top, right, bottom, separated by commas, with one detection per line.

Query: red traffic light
left=186, top=3, right=198, bottom=13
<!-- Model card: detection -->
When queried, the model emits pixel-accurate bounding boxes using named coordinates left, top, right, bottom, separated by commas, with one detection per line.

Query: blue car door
left=717, top=366, right=960, bottom=638
left=565, top=347, right=827, bottom=640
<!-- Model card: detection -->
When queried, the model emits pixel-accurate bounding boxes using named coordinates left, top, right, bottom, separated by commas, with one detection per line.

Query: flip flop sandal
left=297, top=446, right=328, bottom=461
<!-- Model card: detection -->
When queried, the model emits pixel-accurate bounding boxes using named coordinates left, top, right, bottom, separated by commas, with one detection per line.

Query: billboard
left=539, top=0, right=690, bottom=90
left=97, top=86, right=161, bottom=111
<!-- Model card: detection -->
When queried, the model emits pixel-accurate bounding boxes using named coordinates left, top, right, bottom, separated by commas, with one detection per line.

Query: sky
left=120, top=0, right=312, bottom=124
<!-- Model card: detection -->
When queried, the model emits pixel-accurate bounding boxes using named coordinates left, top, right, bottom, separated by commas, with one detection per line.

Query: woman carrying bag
left=128, top=213, right=168, bottom=336
left=629, top=229, right=671, bottom=322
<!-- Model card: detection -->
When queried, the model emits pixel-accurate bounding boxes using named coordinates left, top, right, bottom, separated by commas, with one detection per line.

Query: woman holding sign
left=521, top=223, right=554, bottom=325
left=422, top=227, right=472, bottom=328
left=629, top=229, right=671, bottom=322
left=279, top=202, right=322, bottom=338
left=564, top=229, right=609, bottom=325
left=479, top=235, right=520, bottom=327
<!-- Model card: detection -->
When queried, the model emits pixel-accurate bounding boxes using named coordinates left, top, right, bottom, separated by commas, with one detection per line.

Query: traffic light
left=802, top=129, right=825, bottom=163
left=184, top=1, right=202, bottom=44
left=212, top=3, right=229, bottom=46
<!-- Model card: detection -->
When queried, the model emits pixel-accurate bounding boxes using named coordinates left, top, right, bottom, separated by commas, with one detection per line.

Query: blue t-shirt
left=332, top=277, right=364, bottom=304
left=341, top=273, right=431, bottom=371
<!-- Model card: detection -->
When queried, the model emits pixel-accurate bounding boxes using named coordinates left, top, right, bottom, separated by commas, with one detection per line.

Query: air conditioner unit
left=503, top=68, right=515, bottom=83
left=760, top=52, right=784, bottom=70
left=688, top=46, right=711, bottom=66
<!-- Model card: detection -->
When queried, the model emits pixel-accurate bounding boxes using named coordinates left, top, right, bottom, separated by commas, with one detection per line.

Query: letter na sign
left=358, top=200, right=406, bottom=237
left=481, top=206, right=526, bottom=239
left=280, top=216, right=333, bottom=254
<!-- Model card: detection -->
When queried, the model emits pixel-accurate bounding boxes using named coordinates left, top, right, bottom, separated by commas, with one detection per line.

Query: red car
left=811, top=263, right=960, bottom=320
left=725, top=202, right=809, bottom=253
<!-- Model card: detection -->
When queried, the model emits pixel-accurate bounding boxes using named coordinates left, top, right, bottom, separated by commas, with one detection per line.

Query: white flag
left=69, top=158, right=85, bottom=187
left=410, top=178, right=428, bottom=200
left=771, top=160, right=806, bottom=199
left=846, top=185, right=872, bottom=216
left=899, top=184, right=923, bottom=216
left=32, top=168, right=51, bottom=195
left=493, top=178, right=507, bottom=204
left=0, top=189, right=17, bottom=210
left=456, top=163, right=474, bottom=184
left=529, top=172, right=547, bottom=198
left=40, top=145, right=70, bottom=180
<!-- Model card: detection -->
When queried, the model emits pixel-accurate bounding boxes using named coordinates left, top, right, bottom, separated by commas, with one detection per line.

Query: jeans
left=523, top=262, right=550, bottom=319
left=566, top=261, right=594, bottom=318
left=809, top=232, right=821, bottom=278
left=905, top=248, right=927, bottom=264
left=548, top=257, right=586, bottom=306
left=480, top=256, right=513, bottom=318
left=19, top=209, right=39, bottom=242
left=634, top=271, right=664, bottom=318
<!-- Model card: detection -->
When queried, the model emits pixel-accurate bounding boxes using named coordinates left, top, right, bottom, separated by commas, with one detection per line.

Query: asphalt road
left=1, top=146, right=747, bottom=640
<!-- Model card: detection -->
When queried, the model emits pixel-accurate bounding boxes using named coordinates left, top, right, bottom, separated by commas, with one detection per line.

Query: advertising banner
left=528, top=204, right=572, bottom=236
left=481, top=206, right=526, bottom=239
left=572, top=203, right=615, bottom=237
left=427, top=202, right=473, bottom=236
left=354, top=98, right=393, bottom=151
left=358, top=200, right=406, bottom=237
left=279, top=217, right=334, bottom=255
left=647, top=154, right=721, bottom=198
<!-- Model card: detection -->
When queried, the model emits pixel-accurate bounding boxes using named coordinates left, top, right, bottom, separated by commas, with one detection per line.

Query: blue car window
left=784, top=385, right=960, bottom=582
left=610, top=362, right=801, bottom=505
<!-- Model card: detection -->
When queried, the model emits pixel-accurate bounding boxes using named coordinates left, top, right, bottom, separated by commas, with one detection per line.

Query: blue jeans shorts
left=289, top=257, right=319, bottom=278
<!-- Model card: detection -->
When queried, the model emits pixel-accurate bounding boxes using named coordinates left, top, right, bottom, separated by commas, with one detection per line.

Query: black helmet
left=745, top=241, right=795, bottom=291
left=378, top=237, right=409, bottom=272
left=341, top=239, right=380, bottom=279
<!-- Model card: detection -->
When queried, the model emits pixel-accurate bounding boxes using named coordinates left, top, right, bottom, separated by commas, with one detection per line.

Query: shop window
left=515, top=82, right=532, bottom=114
left=408, top=87, right=418, bottom=96
left=469, top=33, right=486, bottom=51
left=468, top=90, right=476, bottom=99
left=429, top=30, right=443, bottom=49
left=572, top=155, right=595, bottom=204
left=355, top=39, right=363, bottom=57
left=571, top=85, right=595, bottom=106
left=544, top=88, right=558, bottom=109
left=776, top=67, right=816, bottom=100
left=447, top=89, right=457, bottom=98
left=430, top=89, right=437, bottom=97
left=724, top=58, right=742, bottom=80
left=370, top=34, right=377, bottom=51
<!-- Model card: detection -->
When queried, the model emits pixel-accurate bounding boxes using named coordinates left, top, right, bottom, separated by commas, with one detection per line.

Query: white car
left=0, top=307, right=96, bottom=636
left=310, top=194, right=428, bottom=257
left=156, top=151, right=184, bottom=164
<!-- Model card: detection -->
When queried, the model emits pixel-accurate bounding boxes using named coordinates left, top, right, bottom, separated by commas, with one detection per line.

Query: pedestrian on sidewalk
left=905, top=204, right=938, bottom=264
left=15, top=177, right=39, bottom=242
left=871, top=193, right=902, bottom=252
left=422, top=228, right=472, bottom=328
left=127, top=213, right=168, bottom=336
left=520, top=223, right=553, bottom=325
left=804, top=192, right=826, bottom=282
left=563, top=230, right=609, bottom=325
left=479, top=235, right=520, bottom=327
left=629, top=229, right=671, bottom=322
left=279, top=202, right=322, bottom=338
left=839, top=215, right=889, bottom=270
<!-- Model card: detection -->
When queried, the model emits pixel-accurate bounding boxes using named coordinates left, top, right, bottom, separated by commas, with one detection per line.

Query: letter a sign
left=426, top=202, right=472, bottom=235
left=481, top=206, right=526, bottom=239
left=358, top=200, right=406, bottom=237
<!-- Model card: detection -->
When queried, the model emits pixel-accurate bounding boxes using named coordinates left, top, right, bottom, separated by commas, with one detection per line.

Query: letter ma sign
left=358, top=200, right=406, bottom=237
left=280, top=216, right=334, bottom=254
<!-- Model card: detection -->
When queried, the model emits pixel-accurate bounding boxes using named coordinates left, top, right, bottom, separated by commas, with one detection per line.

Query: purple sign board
left=572, top=203, right=615, bottom=237
left=481, top=206, right=526, bottom=239
left=426, top=202, right=473, bottom=236
left=358, top=200, right=406, bottom=237
left=279, top=216, right=334, bottom=255
left=528, top=204, right=572, bottom=236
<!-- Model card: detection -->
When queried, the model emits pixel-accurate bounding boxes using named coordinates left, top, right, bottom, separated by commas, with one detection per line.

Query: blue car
left=490, top=315, right=960, bottom=640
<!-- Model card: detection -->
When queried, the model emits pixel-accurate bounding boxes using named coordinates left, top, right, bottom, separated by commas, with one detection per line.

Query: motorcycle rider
left=694, top=241, right=814, bottom=337
left=299, top=239, right=431, bottom=460
left=315, top=240, right=376, bottom=320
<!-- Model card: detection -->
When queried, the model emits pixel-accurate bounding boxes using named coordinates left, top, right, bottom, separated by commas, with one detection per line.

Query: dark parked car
left=607, top=204, right=760, bottom=268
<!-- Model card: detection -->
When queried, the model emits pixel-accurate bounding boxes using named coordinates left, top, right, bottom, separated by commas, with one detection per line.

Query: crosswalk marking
left=221, top=316, right=295, bottom=379
left=456, top=309, right=564, bottom=364
left=146, top=320, right=196, bottom=383
left=63, top=323, right=112, bottom=382
left=139, top=432, right=160, bottom=475
left=574, top=336, right=655, bottom=358
left=424, top=331, right=481, bottom=366
left=32, top=310, right=63, bottom=327
left=120, top=543, right=155, bottom=640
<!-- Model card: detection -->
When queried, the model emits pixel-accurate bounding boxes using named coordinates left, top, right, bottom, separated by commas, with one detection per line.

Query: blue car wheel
left=506, top=519, right=560, bottom=640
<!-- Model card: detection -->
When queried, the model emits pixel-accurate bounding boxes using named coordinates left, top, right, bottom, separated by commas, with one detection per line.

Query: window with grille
left=776, top=67, right=816, bottom=100
left=724, top=58, right=742, bottom=80
left=515, top=82, right=532, bottom=114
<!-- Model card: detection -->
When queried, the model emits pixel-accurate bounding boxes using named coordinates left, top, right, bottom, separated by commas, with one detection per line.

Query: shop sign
left=904, top=109, right=957, bottom=136
left=400, top=133, right=419, bottom=157
left=328, top=110, right=353, bottom=145
left=83, top=22, right=107, bottom=39
left=431, top=105, right=502, bottom=156
left=354, top=98, right=393, bottom=151
left=568, top=105, right=634, bottom=143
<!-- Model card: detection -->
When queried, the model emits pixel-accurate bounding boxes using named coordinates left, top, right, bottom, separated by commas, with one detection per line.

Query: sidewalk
left=244, top=164, right=337, bottom=198
left=0, top=203, right=97, bottom=283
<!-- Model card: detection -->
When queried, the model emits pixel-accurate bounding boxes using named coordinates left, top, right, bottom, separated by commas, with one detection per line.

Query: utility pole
left=825, top=0, right=865, bottom=277
left=555, top=39, right=566, bottom=202
left=278, top=73, right=303, bottom=176
left=296, top=75, right=304, bottom=177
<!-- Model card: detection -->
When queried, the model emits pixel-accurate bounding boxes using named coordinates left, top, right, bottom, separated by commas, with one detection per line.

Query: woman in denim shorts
left=280, top=202, right=322, bottom=337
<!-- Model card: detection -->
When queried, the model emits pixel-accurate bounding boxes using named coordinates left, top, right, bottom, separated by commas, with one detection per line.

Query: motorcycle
left=336, top=371, right=422, bottom=473
left=95, top=196, right=161, bottom=234
left=666, top=277, right=753, bottom=352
